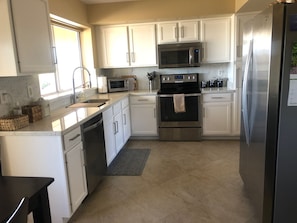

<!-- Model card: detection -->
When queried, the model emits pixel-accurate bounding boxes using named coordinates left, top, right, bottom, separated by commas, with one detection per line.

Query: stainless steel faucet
left=72, top=67, right=92, bottom=104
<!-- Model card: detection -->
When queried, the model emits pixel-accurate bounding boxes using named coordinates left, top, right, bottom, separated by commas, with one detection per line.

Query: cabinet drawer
left=121, top=97, right=129, bottom=109
left=203, top=93, right=232, bottom=102
left=103, top=107, right=113, bottom=120
left=64, top=126, right=82, bottom=150
left=130, top=95, right=156, bottom=104
left=113, top=102, right=121, bottom=115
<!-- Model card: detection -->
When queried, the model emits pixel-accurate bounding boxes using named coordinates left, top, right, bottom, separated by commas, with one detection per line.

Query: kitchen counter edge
left=0, top=91, right=157, bottom=136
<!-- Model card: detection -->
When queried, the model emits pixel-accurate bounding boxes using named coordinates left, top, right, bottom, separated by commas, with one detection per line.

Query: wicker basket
left=22, top=105, right=42, bottom=123
left=0, top=115, right=29, bottom=131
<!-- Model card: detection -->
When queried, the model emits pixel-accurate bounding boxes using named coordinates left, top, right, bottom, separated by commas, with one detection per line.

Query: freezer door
left=239, top=7, right=273, bottom=223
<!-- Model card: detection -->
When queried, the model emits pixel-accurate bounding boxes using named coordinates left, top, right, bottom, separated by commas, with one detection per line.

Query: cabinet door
left=201, top=18, right=231, bottom=63
left=10, top=0, right=55, bottom=74
left=65, top=142, right=88, bottom=213
left=122, top=105, right=131, bottom=143
left=103, top=108, right=117, bottom=166
left=130, top=104, right=157, bottom=136
left=98, top=26, right=129, bottom=68
left=203, top=102, right=232, bottom=136
left=129, top=24, right=157, bottom=66
left=179, top=20, right=200, bottom=42
left=157, top=22, right=178, bottom=44
left=114, top=111, right=124, bottom=153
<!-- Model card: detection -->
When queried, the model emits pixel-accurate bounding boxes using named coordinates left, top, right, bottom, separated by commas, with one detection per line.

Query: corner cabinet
left=130, top=95, right=158, bottom=137
left=0, top=0, right=55, bottom=76
left=202, top=93, right=232, bottom=136
left=157, top=20, right=200, bottom=44
left=97, top=24, right=157, bottom=68
left=201, top=17, right=231, bottom=63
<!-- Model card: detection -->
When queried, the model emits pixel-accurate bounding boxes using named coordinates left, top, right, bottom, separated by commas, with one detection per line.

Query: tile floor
left=69, top=140, right=258, bottom=223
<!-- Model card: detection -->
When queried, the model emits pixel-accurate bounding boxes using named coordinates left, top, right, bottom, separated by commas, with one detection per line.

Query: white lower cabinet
left=103, top=97, right=131, bottom=165
left=122, top=97, right=131, bottom=142
left=130, top=95, right=158, bottom=136
left=202, top=93, right=232, bottom=136
left=65, top=141, right=88, bottom=213
left=0, top=126, right=88, bottom=223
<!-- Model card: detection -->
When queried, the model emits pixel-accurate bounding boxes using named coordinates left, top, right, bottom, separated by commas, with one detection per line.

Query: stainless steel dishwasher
left=81, top=113, right=107, bottom=194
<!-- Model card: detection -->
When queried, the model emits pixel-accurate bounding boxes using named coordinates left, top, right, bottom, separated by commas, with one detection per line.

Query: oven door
left=158, top=93, right=202, bottom=128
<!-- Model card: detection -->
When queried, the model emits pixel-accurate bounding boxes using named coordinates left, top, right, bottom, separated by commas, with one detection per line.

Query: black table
left=0, top=176, right=54, bottom=223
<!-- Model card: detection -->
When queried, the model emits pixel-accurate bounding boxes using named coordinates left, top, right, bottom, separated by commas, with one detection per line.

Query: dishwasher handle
left=83, top=118, right=103, bottom=133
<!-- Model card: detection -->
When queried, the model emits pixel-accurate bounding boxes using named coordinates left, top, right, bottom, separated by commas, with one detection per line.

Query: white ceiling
left=80, top=0, right=140, bottom=4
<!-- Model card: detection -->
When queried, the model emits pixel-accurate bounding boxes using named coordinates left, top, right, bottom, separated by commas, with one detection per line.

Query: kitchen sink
left=67, top=99, right=109, bottom=108
left=82, top=99, right=109, bottom=104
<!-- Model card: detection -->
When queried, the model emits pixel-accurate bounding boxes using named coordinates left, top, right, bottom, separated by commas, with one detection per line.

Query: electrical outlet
left=0, top=90, right=7, bottom=104
left=218, top=70, right=224, bottom=77
left=27, top=85, right=33, bottom=98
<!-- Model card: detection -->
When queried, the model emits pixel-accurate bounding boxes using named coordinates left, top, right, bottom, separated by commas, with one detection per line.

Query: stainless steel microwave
left=158, top=42, right=202, bottom=68
left=107, top=78, right=129, bottom=92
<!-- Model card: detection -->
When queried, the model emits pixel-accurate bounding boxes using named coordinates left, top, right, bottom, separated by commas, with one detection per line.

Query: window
left=39, top=24, right=83, bottom=96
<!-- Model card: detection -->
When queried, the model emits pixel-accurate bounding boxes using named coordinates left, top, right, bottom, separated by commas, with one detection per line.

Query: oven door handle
left=158, top=93, right=201, bottom=97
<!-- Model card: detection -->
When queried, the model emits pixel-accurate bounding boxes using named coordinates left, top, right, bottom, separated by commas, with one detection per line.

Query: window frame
left=39, top=20, right=84, bottom=97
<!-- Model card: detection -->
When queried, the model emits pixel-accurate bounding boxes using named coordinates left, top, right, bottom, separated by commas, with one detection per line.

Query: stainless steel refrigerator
left=240, top=2, right=297, bottom=223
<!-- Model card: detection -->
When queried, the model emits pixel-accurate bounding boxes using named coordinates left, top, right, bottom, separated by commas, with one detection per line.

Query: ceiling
left=80, top=0, right=140, bottom=4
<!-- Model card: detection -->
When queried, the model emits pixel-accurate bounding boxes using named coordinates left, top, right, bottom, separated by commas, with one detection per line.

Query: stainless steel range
left=157, top=73, right=202, bottom=141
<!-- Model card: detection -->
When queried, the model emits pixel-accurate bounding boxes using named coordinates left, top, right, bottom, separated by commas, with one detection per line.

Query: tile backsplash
left=98, top=63, right=233, bottom=91
left=0, top=75, right=41, bottom=117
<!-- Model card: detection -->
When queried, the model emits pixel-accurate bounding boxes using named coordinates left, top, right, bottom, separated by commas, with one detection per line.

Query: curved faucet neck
left=72, top=67, right=92, bottom=104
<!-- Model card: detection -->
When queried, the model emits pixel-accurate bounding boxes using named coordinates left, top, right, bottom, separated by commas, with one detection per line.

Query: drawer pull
left=69, top=134, right=80, bottom=141
left=211, top=97, right=224, bottom=99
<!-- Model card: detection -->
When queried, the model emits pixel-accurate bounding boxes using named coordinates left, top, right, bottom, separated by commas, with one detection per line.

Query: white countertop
left=0, top=89, right=235, bottom=136
left=0, top=91, right=157, bottom=136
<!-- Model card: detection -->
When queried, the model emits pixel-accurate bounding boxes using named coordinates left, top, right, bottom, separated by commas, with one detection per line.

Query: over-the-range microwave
left=157, top=42, right=202, bottom=68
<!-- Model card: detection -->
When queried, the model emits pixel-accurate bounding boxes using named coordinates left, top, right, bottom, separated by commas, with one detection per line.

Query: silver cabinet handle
left=175, top=26, right=178, bottom=39
left=116, top=121, right=119, bottom=133
left=126, top=53, right=130, bottom=63
left=113, top=122, right=116, bottom=135
left=123, top=114, right=126, bottom=125
left=181, top=26, right=184, bottom=38
left=131, top=52, right=135, bottom=63
left=211, top=96, right=224, bottom=99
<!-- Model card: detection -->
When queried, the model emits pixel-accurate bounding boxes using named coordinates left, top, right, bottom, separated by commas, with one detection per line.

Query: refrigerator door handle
left=242, top=39, right=253, bottom=145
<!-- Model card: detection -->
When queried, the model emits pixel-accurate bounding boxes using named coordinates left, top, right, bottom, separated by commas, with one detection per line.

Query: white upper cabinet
left=128, top=24, right=157, bottom=67
left=201, top=17, right=231, bottom=63
left=97, top=26, right=129, bottom=68
left=0, top=0, right=55, bottom=76
left=157, top=20, right=200, bottom=44
left=97, top=24, right=157, bottom=68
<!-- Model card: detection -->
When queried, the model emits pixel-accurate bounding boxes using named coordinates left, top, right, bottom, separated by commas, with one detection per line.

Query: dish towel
left=173, top=94, right=186, bottom=113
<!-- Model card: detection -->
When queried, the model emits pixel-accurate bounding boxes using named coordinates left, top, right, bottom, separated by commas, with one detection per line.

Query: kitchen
left=0, top=0, right=290, bottom=222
